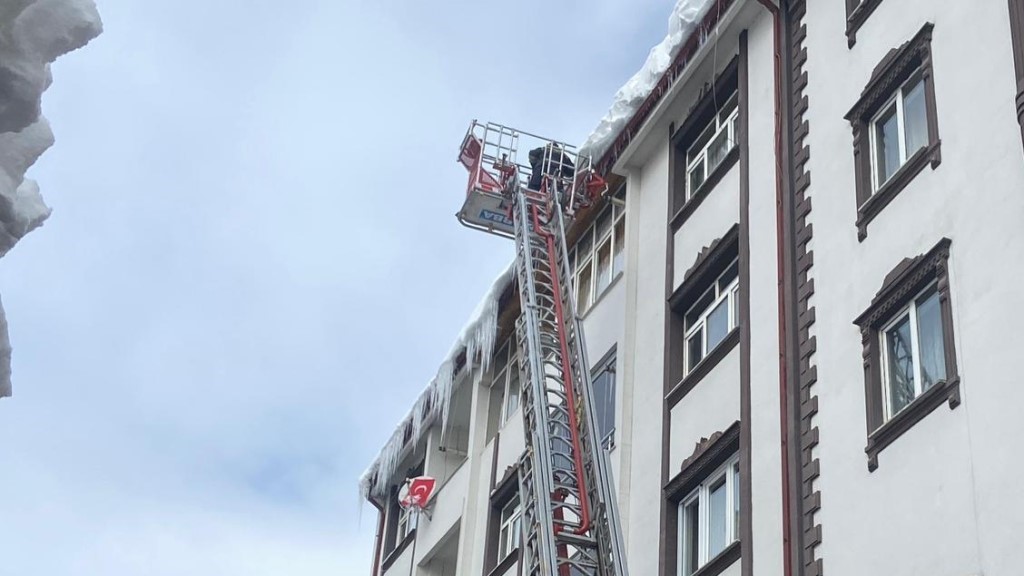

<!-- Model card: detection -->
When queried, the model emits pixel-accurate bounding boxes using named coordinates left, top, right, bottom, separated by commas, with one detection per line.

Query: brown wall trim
left=737, top=28, right=754, bottom=576
left=783, top=1, right=823, bottom=575
left=1010, top=0, right=1024, bottom=153
left=845, top=0, right=885, bottom=48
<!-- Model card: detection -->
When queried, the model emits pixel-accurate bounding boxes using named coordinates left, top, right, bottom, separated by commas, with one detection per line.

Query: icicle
left=358, top=260, right=515, bottom=500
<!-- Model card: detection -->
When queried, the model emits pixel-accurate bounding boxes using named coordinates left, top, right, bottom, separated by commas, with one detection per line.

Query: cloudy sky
left=0, top=1, right=671, bottom=573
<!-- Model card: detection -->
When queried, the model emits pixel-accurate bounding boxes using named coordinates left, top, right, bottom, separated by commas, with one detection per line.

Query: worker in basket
left=528, top=144, right=575, bottom=192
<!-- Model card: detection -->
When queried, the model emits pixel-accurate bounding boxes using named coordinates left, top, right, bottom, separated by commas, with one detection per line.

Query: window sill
left=666, top=328, right=740, bottom=408
left=692, top=540, right=741, bottom=576
left=865, top=375, right=961, bottom=471
left=580, top=271, right=625, bottom=321
left=671, top=147, right=739, bottom=232
left=381, top=529, right=417, bottom=572
left=856, top=141, right=941, bottom=242
left=846, top=0, right=885, bottom=48
left=487, top=548, right=520, bottom=576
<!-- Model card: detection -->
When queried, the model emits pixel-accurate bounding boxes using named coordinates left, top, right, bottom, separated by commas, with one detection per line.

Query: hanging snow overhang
left=593, top=0, right=745, bottom=177
left=359, top=263, right=518, bottom=501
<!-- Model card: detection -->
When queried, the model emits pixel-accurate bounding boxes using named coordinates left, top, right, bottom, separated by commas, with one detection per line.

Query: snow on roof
left=580, top=0, right=716, bottom=161
left=0, top=0, right=103, bottom=398
left=359, top=261, right=515, bottom=501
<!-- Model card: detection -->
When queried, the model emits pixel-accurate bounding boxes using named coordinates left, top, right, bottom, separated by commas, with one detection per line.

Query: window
left=572, top=186, right=626, bottom=315
left=854, top=238, right=961, bottom=471
left=684, top=260, right=739, bottom=374
left=396, top=500, right=418, bottom=543
left=497, top=496, right=522, bottom=561
left=869, top=72, right=928, bottom=192
left=487, top=337, right=521, bottom=441
left=668, top=226, right=741, bottom=405
left=879, top=283, right=946, bottom=420
left=671, top=57, right=739, bottom=223
left=846, top=23, right=940, bottom=241
left=685, top=93, right=738, bottom=202
left=591, top=349, right=616, bottom=449
left=664, top=422, right=741, bottom=576
left=678, top=457, right=740, bottom=576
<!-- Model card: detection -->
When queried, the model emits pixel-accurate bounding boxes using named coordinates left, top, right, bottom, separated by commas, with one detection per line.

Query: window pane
left=707, top=128, right=731, bottom=172
left=874, top=103, right=900, bottom=186
left=706, top=299, right=730, bottom=351
left=885, top=314, right=916, bottom=415
left=577, top=230, right=593, bottom=261
left=688, top=160, right=706, bottom=195
left=612, top=219, right=625, bottom=277
left=593, top=362, right=616, bottom=444
left=596, top=207, right=613, bottom=241
left=504, top=364, right=521, bottom=421
left=733, top=463, right=740, bottom=543
left=719, top=93, right=738, bottom=123
left=687, top=328, right=704, bottom=371
left=708, top=478, right=728, bottom=559
left=596, top=239, right=612, bottom=295
left=685, top=287, right=716, bottom=327
left=915, top=288, right=946, bottom=390
left=689, top=123, right=716, bottom=163
left=683, top=500, right=700, bottom=576
left=719, top=260, right=739, bottom=291
left=577, top=261, right=593, bottom=314
left=903, top=77, right=928, bottom=158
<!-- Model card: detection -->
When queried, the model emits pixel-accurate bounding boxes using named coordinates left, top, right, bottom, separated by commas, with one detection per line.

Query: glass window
left=592, top=353, right=616, bottom=448
left=678, top=455, right=741, bottom=576
left=880, top=283, right=948, bottom=420
left=683, top=259, right=740, bottom=374
left=572, top=191, right=626, bottom=313
left=685, top=89, right=740, bottom=202
left=498, top=496, right=522, bottom=560
left=870, top=72, right=929, bottom=193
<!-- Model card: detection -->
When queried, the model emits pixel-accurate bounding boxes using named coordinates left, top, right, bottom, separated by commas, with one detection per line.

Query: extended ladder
left=457, top=121, right=629, bottom=576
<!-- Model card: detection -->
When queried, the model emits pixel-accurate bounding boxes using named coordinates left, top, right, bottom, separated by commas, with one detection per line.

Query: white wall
left=803, top=1, right=1024, bottom=575
left=669, top=348, right=741, bottom=468
left=673, top=164, right=741, bottom=290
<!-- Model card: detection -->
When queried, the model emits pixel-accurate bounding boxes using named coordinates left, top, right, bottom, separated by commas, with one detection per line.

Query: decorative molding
left=787, top=2, right=824, bottom=575
left=854, top=238, right=961, bottom=471
left=846, top=23, right=941, bottom=241
left=670, top=224, right=740, bottom=310
left=845, top=0, right=885, bottom=48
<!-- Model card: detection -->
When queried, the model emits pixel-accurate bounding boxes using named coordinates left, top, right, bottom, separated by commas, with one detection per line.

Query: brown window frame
left=845, top=23, right=941, bottom=242
left=853, top=238, right=961, bottom=472
left=670, top=57, right=740, bottom=230
left=663, top=421, right=742, bottom=576
left=1009, top=0, right=1024, bottom=153
left=483, top=467, right=520, bottom=576
left=667, top=225, right=741, bottom=407
left=845, top=0, right=885, bottom=48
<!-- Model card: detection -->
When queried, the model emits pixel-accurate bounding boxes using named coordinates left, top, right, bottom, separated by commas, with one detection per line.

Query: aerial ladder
left=456, top=122, right=629, bottom=576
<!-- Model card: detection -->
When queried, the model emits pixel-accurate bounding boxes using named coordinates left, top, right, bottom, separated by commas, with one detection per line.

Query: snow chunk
left=359, top=261, right=515, bottom=501
left=0, top=0, right=102, bottom=398
left=580, top=0, right=714, bottom=160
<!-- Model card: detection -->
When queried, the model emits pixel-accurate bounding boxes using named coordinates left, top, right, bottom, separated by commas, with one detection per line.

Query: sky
left=0, top=1, right=672, bottom=574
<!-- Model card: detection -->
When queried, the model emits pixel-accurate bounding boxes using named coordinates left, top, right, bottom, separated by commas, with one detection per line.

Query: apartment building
left=361, top=2, right=1024, bottom=576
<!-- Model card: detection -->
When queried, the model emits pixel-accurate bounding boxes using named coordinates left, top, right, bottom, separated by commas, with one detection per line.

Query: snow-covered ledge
left=0, top=0, right=103, bottom=398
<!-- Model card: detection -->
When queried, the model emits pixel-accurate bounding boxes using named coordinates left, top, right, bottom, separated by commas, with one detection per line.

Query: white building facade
left=362, top=2, right=1024, bottom=576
